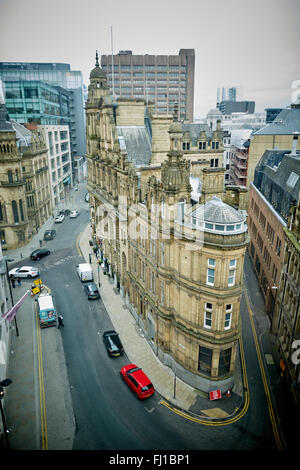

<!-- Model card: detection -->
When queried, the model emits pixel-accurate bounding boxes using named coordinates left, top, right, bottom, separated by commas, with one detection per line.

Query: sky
left=0, top=0, right=299, bottom=118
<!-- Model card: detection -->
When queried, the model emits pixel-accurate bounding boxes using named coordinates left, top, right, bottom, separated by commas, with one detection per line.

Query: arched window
left=12, top=200, right=19, bottom=223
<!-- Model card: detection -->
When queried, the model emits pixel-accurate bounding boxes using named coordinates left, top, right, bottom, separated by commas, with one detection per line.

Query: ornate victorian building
left=0, top=83, right=53, bottom=249
left=86, top=54, right=249, bottom=392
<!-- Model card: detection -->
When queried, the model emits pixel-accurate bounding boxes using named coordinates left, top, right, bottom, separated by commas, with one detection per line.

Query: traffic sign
left=209, top=389, right=222, bottom=401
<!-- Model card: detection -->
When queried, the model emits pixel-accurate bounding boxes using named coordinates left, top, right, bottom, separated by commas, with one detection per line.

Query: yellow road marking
left=244, top=287, right=285, bottom=451
left=35, top=302, right=48, bottom=450
left=160, top=334, right=250, bottom=426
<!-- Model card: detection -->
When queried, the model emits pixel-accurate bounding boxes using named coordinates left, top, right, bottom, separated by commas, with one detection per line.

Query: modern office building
left=35, top=124, right=73, bottom=210
left=100, top=49, right=195, bottom=122
left=2, top=79, right=71, bottom=126
left=0, top=62, right=86, bottom=175
left=218, top=100, right=255, bottom=115
left=217, top=86, right=238, bottom=108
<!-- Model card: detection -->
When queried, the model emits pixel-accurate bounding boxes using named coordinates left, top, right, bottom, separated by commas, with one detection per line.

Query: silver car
left=9, top=266, right=40, bottom=279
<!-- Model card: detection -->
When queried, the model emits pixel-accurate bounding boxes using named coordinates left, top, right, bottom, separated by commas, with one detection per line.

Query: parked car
left=103, top=330, right=124, bottom=357
left=59, top=209, right=71, bottom=216
left=85, top=192, right=89, bottom=202
left=120, top=364, right=155, bottom=399
left=43, top=229, right=56, bottom=241
left=55, top=214, right=65, bottom=223
left=70, top=210, right=80, bottom=218
left=9, top=266, right=40, bottom=279
left=31, top=248, right=51, bottom=261
left=74, top=186, right=78, bottom=191
left=83, top=282, right=100, bottom=300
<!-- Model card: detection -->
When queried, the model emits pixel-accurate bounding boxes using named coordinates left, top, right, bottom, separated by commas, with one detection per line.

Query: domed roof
left=194, top=196, right=245, bottom=224
left=90, top=65, right=106, bottom=80
left=169, top=121, right=182, bottom=133
left=89, top=50, right=106, bottom=80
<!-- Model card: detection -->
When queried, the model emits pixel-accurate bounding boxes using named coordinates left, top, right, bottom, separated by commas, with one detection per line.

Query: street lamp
left=0, top=378, right=12, bottom=450
left=4, top=258, right=19, bottom=337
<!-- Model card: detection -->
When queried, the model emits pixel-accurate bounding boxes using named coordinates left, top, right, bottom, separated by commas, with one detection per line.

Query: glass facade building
left=3, top=80, right=71, bottom=126
left=0, top=62, right=86, bottom=172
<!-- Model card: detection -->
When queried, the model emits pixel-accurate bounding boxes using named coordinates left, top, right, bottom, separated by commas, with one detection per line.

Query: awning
left=63, top=176, right=71, bottom=184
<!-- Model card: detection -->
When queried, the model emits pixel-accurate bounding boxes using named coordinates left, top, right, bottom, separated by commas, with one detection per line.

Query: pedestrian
left=17, top=278, right=21, bottom=287
left=57, top=314, right=64, bottom=329
left=11, top=278, right=15, bottom=288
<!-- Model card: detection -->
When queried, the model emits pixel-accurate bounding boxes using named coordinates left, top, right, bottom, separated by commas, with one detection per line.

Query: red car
left=120, top=364, right=155, bottom=399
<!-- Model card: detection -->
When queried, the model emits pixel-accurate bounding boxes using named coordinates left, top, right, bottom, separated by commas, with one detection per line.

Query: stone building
left=273, top=181, right=300, bottom=405
left=246, top=103, right=300, bottom=203
left=0, top=85, right=53, bottom=249
left=0, top=98, right=29, bottom=248
left=86, top=55, right=249, bottom=392
left=248, top=135, right=300, bottom=326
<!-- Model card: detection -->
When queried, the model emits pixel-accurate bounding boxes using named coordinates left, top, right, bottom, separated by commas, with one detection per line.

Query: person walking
left=17, top=278, right=21, bottom=287
left=57, top=314, right=64, bottom=329
left=11, top=278, right=16, bottom=288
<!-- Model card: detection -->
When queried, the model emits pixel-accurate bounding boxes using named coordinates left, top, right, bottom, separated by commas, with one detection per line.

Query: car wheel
left=27, top=274, right=33, bottom=278
left=120, top=372, right=124, bottom=381
left=47, top=251, right=50, bottom=255
left=10, top=275, right=15, bottom=279
left=134, top=392, right=140, bottom=399
left=36, top=257, right=40, bottom=261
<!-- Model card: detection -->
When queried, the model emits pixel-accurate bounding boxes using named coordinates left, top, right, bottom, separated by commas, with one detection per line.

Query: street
left=3, top=185, right=298, bottom=451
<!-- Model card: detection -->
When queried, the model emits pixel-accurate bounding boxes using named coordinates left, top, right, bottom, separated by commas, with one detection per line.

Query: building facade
left=246, top=103, right=300, bottom=200
left=218, top=101, right=255, bottom=115
left=248, top=136, right=300, bottom=326
left=36, top=124, right=73, bottom=210
left=0, top=62, right=86, bottom=174
left=86, top=57, right=249, bottom=393
left=101, top=49, right=195, bottom=122
left=0, top=88, right=53, bottom=249
left=273, top=187, right=300, bottom=405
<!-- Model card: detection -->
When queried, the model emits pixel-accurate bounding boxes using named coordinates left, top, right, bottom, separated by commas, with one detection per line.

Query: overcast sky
left=0, top=0, right=299, bottom=118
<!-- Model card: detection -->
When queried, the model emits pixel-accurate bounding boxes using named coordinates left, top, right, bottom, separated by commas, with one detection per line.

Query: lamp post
left=0, top=378, right=12, bottom=450
left=5, top=258, right=19, bottom=337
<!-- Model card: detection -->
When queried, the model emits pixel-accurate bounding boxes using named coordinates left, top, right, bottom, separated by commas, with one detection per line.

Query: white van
left=37, top=293, right=57, bottom=328
left=77, top=263, right=93, bottom=282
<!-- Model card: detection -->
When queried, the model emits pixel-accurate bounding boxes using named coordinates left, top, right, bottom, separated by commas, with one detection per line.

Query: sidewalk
left=2, top=215, right=56, bottom=264
left=78, top=224, right=244, bottom=420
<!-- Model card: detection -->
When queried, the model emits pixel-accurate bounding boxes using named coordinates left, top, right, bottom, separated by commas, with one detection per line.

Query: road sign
left=209, top=389, right=222, bottom=401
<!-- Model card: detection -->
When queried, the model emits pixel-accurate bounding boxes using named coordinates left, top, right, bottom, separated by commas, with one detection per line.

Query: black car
left=31, top=248, right=51, bottom=261
left=83, top=282, right=100, bottom=300
left=103, top=330, right=124, bottom=357
left=59, top=209, right=71, bottom=216
left=43, top=230, right=56, bottom=241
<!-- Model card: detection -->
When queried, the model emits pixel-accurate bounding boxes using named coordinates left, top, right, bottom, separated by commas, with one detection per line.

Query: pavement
left=0, top=209, right=298, bottom=450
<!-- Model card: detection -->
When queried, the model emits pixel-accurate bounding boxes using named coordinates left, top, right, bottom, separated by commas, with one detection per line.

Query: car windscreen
left=141, top=383, right=153, bottom=391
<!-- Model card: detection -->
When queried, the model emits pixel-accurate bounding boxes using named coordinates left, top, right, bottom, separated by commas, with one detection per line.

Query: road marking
left=35, top=302, right=48, bottom=450
left=244, top=286, right=286, bottom=450
left=145, top=407, right=155, bottom=414
left=160, top=335, right=250, bottom=426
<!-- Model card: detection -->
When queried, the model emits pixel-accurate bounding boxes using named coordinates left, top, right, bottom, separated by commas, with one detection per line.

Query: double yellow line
left=161, top=287, right=286, bottom=450
left=35, top=302, right=48, bottom=450
left=244, top=287, right=285, bottom=450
